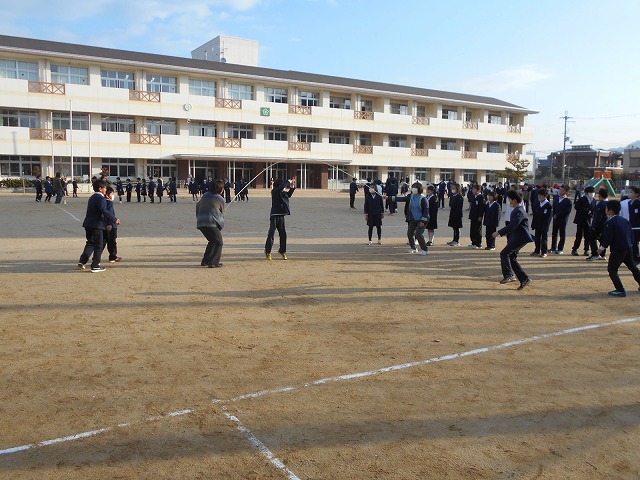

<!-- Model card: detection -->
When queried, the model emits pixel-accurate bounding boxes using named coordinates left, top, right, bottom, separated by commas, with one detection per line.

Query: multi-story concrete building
left=0, top=34, right=536, bottom=188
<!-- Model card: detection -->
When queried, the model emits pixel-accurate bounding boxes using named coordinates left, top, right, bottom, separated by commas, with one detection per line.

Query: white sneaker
left=377, top=239, right=382, bottom=245
left=470, top=245, right=480, bottom=250
left=420, top=250, right=428, bottom=256
left=408, top=249, right=419, bottom=254
left=368, top=240, right=372, bottom=245
left=448, top=241, right=459, bottom=246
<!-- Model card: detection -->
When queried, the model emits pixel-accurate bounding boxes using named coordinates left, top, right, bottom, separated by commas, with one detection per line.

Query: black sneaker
left=90, top=266, right=106, bottom=273
left=571, top=250, right=579, bottom=256
left=499, top=276, right=516, bottom=284
left=517, top=278, right=532, bottom=290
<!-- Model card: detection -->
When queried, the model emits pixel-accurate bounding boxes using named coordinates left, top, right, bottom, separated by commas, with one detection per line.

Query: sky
left=3, top=0, right=639, bottom=158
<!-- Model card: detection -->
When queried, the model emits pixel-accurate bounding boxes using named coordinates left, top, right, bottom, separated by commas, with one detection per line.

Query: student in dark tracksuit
left=44, top=176, right=53, bottom=202
left=483, top=191, right=500, bottom=250
left=531, top=188, right=552, bottom=257
left=135, top=178, right=142, bottom=202
left=469, top=185, right=485, bottom=249
left=349, top=178, right=359, bottom=209
left=550, top=185, right=572, bottom=254
left=265, top=178, right=296, bottom=260
left=148, top=178, right=155, bottom=203
left=571, top=185, right=594, bottom=256
left=587, top=188, right=609, bottom=261
left=627, top=186, right=640, bottom=264
left=493, top=190, right=534, bottom=290
left=447, top=183, right=464, bottom=246
left=125, top=179, right=133, bottom=202
left=364, top=184, right=384, bottom=245
left=35, top=175, right=43, bottom=202
left=102, top=186, right=122, bottom=263
left=597, top=200, right=640, bottom=297
left=425, top=185, right=438, bottom=245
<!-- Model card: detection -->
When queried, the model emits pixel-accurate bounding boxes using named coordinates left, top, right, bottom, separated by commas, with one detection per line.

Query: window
left=189, top=121, right=216, bottom=137
left=441, top=139, right=457, bottom=150
left=0, top=60, right=38, bottom=80
left=463, top=140, right=471, bottom=152
left=442, top=108, right=458, bottom=120
left=487, top=142, right=501, bottom=153
left=329, top=131, right=350, bottom=144
left=228, top=83, right=253, bottom=100
left=360, top=99, right=373, bottom=112
left=415, top=136, right=425, bottom=149
left=299, top=91, right=319, bottom=107
left=486, top=171, right=498, bottom=183
left=54, top=156, right=90, bottom=177
left=358, top=167, right=378, bottom=182
left=0, top=155, right=41, bottom=176
left=101, top=158, right=136, bottom=177
left=228, top=124, right=253, bottom=139
left=389, top=135, right=407, bottom=148
left=488, top=112, right=502, bottom=124
left=101, top=70, right=135, bottom=89
left=101, top=116, right=135, bottom=133
left=146, top=75, right=177, bottom=93
left=463, top=170, right=476, bottom=182
left=330, top=96, right=351, bottom=109
left=416, top=105, right=427, bottom=118
left=1, top=109, right=38, bottom=128
left=266, top=87, right=288, bottom=103
left=440, top=169, right=454, bottom=181
left=390, top=103, right=408, bottom=115
left=465, top=110, right=473, bottom=122
left=359, top=133, right=372, bottom=146
left=189, top=79, right=216, bottom=97
left=147, top=160, right=176, bottom=179
left=146, top=119, right=177, bottom=135
left=52, top=112, right=89, bottom=131
left=265, top=126, right=288, bottom=141
left=297, top=128, right=319, bottom=143
left=51, top=64, right=88, bottom=85
left=415, top=168, right=430, bottom=182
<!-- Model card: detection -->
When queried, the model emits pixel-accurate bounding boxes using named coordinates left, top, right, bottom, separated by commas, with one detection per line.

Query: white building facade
left=0, top=35, right=536, bottom=188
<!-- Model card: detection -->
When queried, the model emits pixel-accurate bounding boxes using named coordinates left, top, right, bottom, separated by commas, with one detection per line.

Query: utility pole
left=560, top=111, right=573, bottom=184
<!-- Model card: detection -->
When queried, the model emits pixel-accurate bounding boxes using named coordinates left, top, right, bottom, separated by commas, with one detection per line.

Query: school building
left=0, top=34, right=536, bottom=188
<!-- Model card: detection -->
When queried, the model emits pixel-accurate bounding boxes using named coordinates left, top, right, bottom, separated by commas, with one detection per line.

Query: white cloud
left=458, top=65, right=553, bottom=94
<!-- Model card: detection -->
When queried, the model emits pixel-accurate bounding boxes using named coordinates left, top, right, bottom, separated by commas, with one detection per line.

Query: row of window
left=1, top=59, right=518, bottom=122
left=0, top=110, right=516, bottom=150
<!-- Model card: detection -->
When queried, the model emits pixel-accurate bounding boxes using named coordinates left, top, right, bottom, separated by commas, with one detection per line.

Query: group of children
left=358, top=178, right=640, bottom=296
left=115, top=177, right=179, bottom=204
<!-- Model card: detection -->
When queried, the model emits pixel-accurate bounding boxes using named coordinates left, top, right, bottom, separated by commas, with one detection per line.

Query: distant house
left=623, top=146, right=640, bottom=177
left=547, top=145, right=623, bottom=172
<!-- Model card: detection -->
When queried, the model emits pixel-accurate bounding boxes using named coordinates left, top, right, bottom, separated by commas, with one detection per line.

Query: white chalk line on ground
left=2, top=316, right=638, bottom=477
left=220, top=407, right=301, bottom=480
left=54, top=204, right=82, bottom=222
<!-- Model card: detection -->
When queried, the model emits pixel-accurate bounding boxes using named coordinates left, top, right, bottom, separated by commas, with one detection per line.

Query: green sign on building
left=260, top=107, right=270, bottom=117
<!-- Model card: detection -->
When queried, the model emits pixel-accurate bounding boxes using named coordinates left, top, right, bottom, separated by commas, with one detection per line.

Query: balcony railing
left=215, top=98, right=242, bottom=109
left=508, top=124, right=521, bottom=133
left=411, top=148, right=429, bottom=157
left=289, top=105, right=312, bottom=115
left=130, top=133, right=161, bottom=145
left=462, top=151, right=477, bottom=159
left=354, top=111, right=374, bottom=120
left=506, top=153, right=520, bottom=162
left=29, top=128, right=67, bottom=140
left=28, top=81, right=65, bottom=95
left=463, top=121, right=478, bottom=129
left=288, top=142, right=311, bottom=151
left=129, top=90, right=161, bottom=102
left=412, top=116, right=430, bottom=125
left=215, top=138, right=241, bottom=148
left=353, top=145, right=373, bottom=154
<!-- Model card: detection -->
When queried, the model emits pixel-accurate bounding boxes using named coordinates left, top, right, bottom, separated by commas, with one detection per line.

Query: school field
left=0, top=189, right=638, bottom=479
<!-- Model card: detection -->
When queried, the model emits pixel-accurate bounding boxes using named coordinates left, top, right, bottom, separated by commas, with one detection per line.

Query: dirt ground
left=0, top=188, right=638, bottom=479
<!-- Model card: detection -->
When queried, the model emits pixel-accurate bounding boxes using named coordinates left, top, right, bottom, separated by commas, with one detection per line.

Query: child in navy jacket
left=483, top=191, right=501, bottom=250
left=531, top=188, right=552, bottom=257
left=597, top=200, right=640, bottom=297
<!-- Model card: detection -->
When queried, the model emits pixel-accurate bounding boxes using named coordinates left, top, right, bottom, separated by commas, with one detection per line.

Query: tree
left=495, top=155, right=532, bottom=183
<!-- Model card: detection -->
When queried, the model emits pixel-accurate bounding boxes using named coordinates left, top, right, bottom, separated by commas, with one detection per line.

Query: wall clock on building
left=183, top=103, right=192, bottom=111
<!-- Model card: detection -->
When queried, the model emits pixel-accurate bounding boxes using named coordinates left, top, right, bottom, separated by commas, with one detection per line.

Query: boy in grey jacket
left=196, top=179, right=226, bottom=268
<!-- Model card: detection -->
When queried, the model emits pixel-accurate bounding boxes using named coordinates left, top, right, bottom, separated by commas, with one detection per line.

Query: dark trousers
left=608, top=249, right=640, bottom=292
left=36, top=191, right=42, bottom=201
left=589, top=227, right=606, bottom=257
left=44, top=192, right=52, bottom=202
left=79, top=228, right=104, bottom=268
left=438, top=195, right=445, bottom=208
left=349, top=193, right=356, bottom=208
left=572, top=223, right=590, bottom=253
left=500, top=242, right=530, bottom=282
left=389, top=199, right=397, bottom=214
left=407, top=221, right=428, bottom=251
left=150, top=194, right=154, bottom=203
left=265, top=215, right=287, bottom=254
left=101, top=228, right=118, bottom=260
left=470, top=218, right=482, bottom=247
left=199, top=226, right=223, bottom=266
left=523, top=199, right=530, bottom=214
left=54, top=191, right=63, bottom=204
left=533, top=228, right=548, bottom=254
left=451, top=227, right=460, bottom=243
left=633, top=230, right=640, bottom=262
left=126, top=192, right=132, bottom=202
left=485, top=226, right=497, bottom=248
left=368, top=225, right=381, bottom=241
left=551, top=219, right=567, bottom=251
left=136, top=192, right=141, bottom=202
